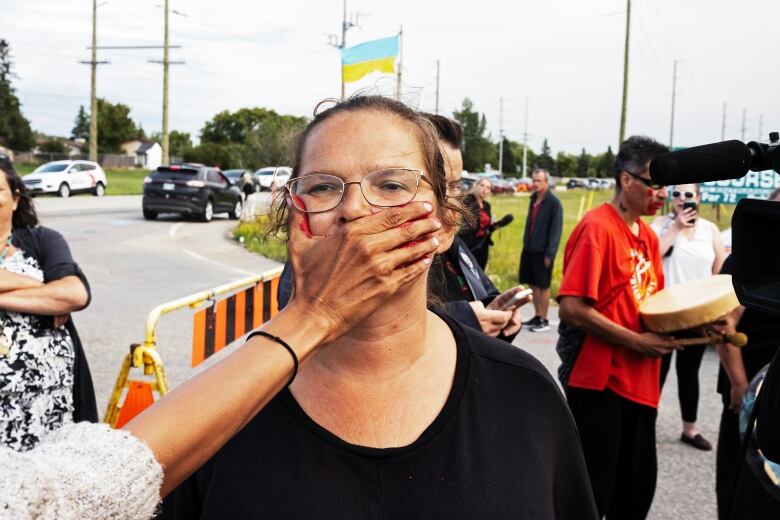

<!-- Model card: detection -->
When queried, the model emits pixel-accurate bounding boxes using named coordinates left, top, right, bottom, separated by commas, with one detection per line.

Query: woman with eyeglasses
left=650, top=183, right=726, bottom=451
left=162, top=96, right=596, bottom=520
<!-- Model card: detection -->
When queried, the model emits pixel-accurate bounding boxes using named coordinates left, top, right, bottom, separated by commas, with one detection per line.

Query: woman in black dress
left=163, top=96, right=596, bottom=519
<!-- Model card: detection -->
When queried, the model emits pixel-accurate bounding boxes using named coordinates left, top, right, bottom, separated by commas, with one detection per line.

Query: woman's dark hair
left=0, top=155, right=38, bottom=228
left=270, top=95, right=467, bottom=237
left=613, top=135, right=669, bottom=190
left=422, top=113, right=463, bottom=150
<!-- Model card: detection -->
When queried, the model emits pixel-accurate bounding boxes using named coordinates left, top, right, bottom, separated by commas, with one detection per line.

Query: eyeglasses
left=672, top=190, right=696, bottom=199
left=286, top=168, right=431, bottom=213
left=624, top=171, right=664, bottom=190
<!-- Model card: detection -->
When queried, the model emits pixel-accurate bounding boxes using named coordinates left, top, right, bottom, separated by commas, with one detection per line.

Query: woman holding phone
left=650, top=183, right=726, bottom=451
left=162, top=96, right=596, bottom=519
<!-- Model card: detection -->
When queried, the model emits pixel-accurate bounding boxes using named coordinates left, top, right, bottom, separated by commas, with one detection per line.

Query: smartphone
left=682, top=201, right=697, bottom=224
left=500, top=288, right=533, bottom=311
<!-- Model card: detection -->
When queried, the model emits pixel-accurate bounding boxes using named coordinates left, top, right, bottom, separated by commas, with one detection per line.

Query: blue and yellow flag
left=340, top=35, right=399, bottom=83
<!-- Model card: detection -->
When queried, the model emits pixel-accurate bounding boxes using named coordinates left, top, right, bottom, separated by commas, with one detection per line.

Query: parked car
left=142, top=164, right=243, bottom=222
left=254, top=166, right=292, bottom=191
left=22, top=160, right=107, bottom=197
left=223, top=169, right=257, bottom=197
left=566, top=178, right=586, bottom=190
left=584, top=178, right=612, bottom=190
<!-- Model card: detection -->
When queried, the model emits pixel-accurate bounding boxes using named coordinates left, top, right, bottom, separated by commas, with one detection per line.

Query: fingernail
left=423, top=202, right=433, bottom=212
left=422, top=257, right=432, bottom=265
left=433, top=218, right=442, bottom=229
left=432, top=237, right=440, bottom=247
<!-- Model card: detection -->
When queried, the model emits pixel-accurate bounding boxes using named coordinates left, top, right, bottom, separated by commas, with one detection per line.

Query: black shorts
left=519, top=250, right=552, bottom=289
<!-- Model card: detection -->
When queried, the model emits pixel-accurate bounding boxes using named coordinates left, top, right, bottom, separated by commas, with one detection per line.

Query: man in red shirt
left=558, top=136, right=679, bottom=519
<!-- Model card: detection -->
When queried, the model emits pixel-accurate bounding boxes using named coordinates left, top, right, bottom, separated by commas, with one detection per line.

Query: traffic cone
left=114, top=380, right=155, bottom=428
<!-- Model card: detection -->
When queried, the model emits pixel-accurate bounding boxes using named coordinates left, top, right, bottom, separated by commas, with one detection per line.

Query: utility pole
left=89, top=0, right=98, bottom=162
left=758, top=113, right=764, bottom=139
left=395, top=26, right=403, bottom=101
left=340, top=0, right=347, bottom=99
left=162, top=0, right=170, bottom=165
left=80, top=0, right=110, bottom=162
left=434, top=60, right=440, bottom=115
left=669, top=60, right=678, bottom=148
left=522, top=97, right=529, bottom=179
left=618, top=0, right=631, bottom=145
left=328, top=0, right=356, bottom=100
left=498, top=97, right=504, bottom=174
left=721, top=102, right=727, bottom=141
left=741, top=108, right=747, bottom=141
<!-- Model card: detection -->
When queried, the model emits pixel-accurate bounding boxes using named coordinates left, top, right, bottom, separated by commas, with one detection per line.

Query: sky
left=3, top=0, right=779, bottom=157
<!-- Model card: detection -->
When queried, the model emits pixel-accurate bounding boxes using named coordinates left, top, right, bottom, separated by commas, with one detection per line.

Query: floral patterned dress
left=0, top=248, right=75, bottom=451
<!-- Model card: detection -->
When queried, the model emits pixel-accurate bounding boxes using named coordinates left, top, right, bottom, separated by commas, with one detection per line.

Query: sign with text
left=700, top=170, right=780, bottom=204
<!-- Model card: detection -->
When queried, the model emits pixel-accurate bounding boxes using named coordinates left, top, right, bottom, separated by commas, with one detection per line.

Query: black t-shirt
left=717, top=255, right=780, bottom=405
left=161, top=314, right=597, bottom=519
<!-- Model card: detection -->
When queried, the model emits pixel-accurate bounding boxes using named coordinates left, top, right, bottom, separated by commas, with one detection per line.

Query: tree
left=556, top=151, right=576, bottom=178
left=168, top=130, right=192, bottom=158
left=576, top=148, right=590, bottom=177
left=197, top=108, right=306, bottom=169
left=452, top=98, right=497, bottom=172
left=500, top=137, right=517, bottom=176
left=534, top=138, right=556, bottom=174
left=71, top=106, right=90, bottom=140
left=0, top=39, right=34, bottom=150
left=594, top=146, right=615, bottom=178
left=71, top=99, right=141, bottom=153
left=39, top=138, right=66, bottom=154
left=508, top=141, right=536, bottom=176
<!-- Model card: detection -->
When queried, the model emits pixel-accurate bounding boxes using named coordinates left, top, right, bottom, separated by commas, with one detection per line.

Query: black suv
left=142, top=164, right=243, bottom=222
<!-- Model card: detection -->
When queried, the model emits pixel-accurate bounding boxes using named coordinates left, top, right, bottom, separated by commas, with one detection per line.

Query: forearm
left=559, top=297, right=641, bottom=348
left=0, top=276, right=88, bottom=315
left=125, top=301, right=331, bottom=497
left=0, top=270, right=44, bottom=293
left=716, top=343, right=748, bottom=387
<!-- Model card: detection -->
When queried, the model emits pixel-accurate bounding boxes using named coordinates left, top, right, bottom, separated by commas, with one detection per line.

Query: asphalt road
left=34, top=193, right=279, bottom=416
left=37, top=194, right=721, bottom=519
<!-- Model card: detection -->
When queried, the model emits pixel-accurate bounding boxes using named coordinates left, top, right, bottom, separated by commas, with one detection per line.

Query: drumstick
left=673, top=332, right=748, bottom=348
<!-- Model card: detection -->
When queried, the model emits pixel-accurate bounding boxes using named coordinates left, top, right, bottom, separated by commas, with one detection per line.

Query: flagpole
left=340, top=0, right=347, bottom=100
left=395, top=26, right=403, bottom=101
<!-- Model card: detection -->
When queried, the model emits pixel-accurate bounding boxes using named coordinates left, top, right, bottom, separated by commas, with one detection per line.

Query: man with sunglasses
left=557, top=136, right=678, bottom=519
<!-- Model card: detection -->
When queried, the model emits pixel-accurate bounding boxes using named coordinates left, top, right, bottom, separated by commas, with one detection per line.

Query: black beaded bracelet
left=245, top=330, right=299, bottom=387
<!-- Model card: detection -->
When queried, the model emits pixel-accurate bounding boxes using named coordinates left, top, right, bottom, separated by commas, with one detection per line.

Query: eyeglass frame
left=284, top=167, right=433, bottom=214
left=622, top=170, right=665, bottom=191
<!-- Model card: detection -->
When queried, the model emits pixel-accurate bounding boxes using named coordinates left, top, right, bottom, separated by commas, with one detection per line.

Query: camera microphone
left=650, top=134, right=780, bottom=186
left=649, top=140, right=752, bottom=186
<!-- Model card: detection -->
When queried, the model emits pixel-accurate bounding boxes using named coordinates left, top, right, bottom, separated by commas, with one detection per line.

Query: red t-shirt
left=558, top=203, right=665, bottom=408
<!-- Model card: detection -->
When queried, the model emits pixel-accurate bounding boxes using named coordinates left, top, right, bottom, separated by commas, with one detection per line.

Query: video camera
left=650, top=134, right=780, bottom=511
left=650, top=132, right=780, bottom=317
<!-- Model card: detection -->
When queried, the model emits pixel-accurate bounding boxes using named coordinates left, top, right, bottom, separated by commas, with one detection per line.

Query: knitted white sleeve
left=0, top=422, right=163, bottom=520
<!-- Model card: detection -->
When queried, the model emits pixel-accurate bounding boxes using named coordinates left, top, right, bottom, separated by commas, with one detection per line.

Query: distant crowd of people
left=1, top=97, right=779, bottom=519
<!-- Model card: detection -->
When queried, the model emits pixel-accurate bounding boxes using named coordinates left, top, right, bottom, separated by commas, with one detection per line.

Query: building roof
left=136, top=141, right=159, bottom=155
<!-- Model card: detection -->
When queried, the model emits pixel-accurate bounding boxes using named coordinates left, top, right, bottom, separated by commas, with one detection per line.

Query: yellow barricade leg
left=103, top=344, right=169, bottom=428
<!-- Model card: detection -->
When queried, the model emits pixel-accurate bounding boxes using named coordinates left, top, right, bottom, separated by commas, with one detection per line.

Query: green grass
left=233, top=216, right=288, bottom=262
left=16, top=164, right=149, bottom=195
left=232, top=189, right=736, bottom=299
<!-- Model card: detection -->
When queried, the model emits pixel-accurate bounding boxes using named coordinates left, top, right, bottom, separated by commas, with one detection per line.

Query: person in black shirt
left=715, top=257, right=780, bottom=519
left=163, top=96, right=596, bottom=519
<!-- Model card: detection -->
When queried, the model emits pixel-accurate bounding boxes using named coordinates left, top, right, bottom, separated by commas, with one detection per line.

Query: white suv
left=254, top=166, right=291, bottom=191
left=22, top=160, right=108, bottom=197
